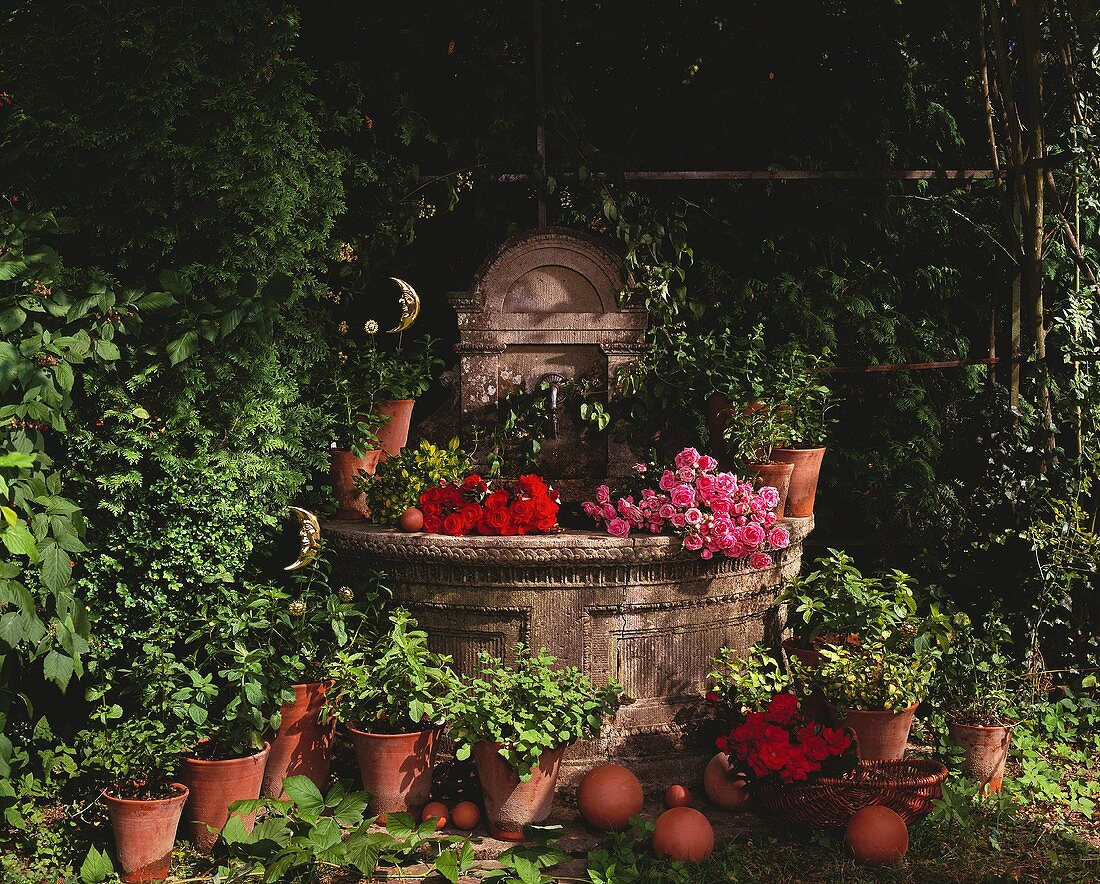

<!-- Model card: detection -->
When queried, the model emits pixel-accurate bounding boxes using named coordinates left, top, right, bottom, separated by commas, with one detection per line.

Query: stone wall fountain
left=327, top=228, right=811, bottom=782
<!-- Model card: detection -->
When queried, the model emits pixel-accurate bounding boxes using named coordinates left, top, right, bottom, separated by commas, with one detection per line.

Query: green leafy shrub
left=706, top=643, right=791, bottom=719
left=360, top=438, right=472, bottom=526
left=797, top=640, right=936, bottom=713
left=448, top=646, right=622, bottom=781
left=934, top=613, right=1022, bottom=727
left=327, top=608, right=457, bottom=733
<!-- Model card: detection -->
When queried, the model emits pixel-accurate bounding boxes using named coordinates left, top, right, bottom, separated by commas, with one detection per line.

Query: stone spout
left=539, top=373, right=566, bottom=440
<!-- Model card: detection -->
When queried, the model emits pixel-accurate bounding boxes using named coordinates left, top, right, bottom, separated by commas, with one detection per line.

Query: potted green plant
left=447, top=646, right=622, bottom=841
left=936, top=613, right=1020, bottom=793
left=326, top=608, right=458, bottom=820
left=323, top=319, right=441, bottom=518
left=259, top=549, right=378, bottom=800
left=164, top=584, right=297, bottom=853
left=796, top=639, right=936, bottom=761
left=360, top=437, right=472, bottom=528
left=84, top=686, right=191, bottom=883
left=770, top=342, right=838, bottom=517
left=720, top=400, right=795, bottom=513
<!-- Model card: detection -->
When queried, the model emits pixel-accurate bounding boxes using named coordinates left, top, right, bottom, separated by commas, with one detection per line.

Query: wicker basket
left=752, top=758, right=948, bottom=829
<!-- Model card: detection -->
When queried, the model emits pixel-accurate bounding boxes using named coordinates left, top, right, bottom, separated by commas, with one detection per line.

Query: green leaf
left=434, top=847, right=460, bottom=883
left=308, top=817, right=343, bottom=851
left=220, top=813, right=250, bottom=844
left=53, top=360, right=74, bottom=393
left=42, top=650, right=75, bottom=690
left=79, top=845, right=114, bottom=883
left=0, top=308, right=26, bottom=335
left=39, top=541, right=71, bottom=592
left=93, top=339, right=121, bottom=361
left=282, top=775, right=325, bottom=816
left=136, top=290, right=176, bottom=310
left=166, top=330, right=199, bottom=365
left=1, top=523, right=39, bottom=561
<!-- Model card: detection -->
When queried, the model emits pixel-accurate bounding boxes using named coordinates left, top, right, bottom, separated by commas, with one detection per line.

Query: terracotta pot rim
left=781, top=637, right=812, bottom=651
left=947, top=717, right=1016, bottom=732
left=843, top=701, right=921, bottom=716
left=346, top=723, right=442, bottom=739
left=183, top=741, right=271, bottom=766
left=379, top=398, right=415, bottom=406
left=772, top=446, right=827, bottom=454
left=104, top=782, right=189, bottom=806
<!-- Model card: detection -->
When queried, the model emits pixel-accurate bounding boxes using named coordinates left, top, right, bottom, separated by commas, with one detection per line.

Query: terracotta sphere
left=577, top=764, right=645, bottom=832
left=451, top=801, right=481, bottom=831
left=664, top=784, right=691, bottom=808
left=399, top=506, right=424, bottom=532
left=421, top=801, right=449, bottom=830
left=845, top=806, right=909, bottom=866
left=651, top=807, right=715, bottom=863
left=703, top=752, right=750, bottom=812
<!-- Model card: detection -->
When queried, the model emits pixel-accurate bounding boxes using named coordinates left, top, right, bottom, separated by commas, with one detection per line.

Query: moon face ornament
left=386, top=277, right=421, bottom=334
left=285, top=506, right=322, bottom=571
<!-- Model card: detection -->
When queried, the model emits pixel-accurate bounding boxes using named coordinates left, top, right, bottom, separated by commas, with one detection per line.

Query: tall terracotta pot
left=180, top=743, right=270, bottom=854
left=745, top=461, right=794, bottom=515
left=473, top=741, right=565, bottom=841
left=948, top=720, right=1013, bottom=793
left=329, top=449, right=383, bottom=519
left=840, top=703, right=919, bottom=761
left=374, top=399, right=415, bottom=457
left=771, top=447, right=826, bottom=517
left=347, top=725, right=438, bottom=822
left=263, top=682, right=335, bottom=799
left=103, top=784, right=188, bottom=883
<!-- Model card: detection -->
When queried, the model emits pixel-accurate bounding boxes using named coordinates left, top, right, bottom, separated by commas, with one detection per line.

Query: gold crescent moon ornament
left=386, top=277, right=421, bottom=334
left=285, top=506, right=322, bottom=572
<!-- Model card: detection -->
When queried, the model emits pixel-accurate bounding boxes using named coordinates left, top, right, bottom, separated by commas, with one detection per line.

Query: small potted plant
left=796, top=639, right=936, bottom=761
left=448, top=646, right=622, bottom=840
left=326, top=608, right=458, bottom=820
left=770, top=342, right=838, bottom=518
left=360, top=437, right=472, bottom=528
left=85, top=693, right=191, bottom=883
left=163, top=584, right=297, bottom=853
left=936, top=613, right=1020, bottom=793
left=719, top=400, right=795, bottom=513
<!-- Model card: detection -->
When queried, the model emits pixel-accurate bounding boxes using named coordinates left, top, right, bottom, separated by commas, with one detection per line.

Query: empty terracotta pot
left=841, top=703, right=919, bottom=761
left=330, top=449, right=383, bottom=519
left=771, top=447, right=826, bottom=517
left=746, top=461, right=794, bottom=514
left=473, top=741, right=564, bottom=841
left=373, top=399, right=415, bottom=457
left=702, top=752, right=750, bottom=812
left=347, top=725, right=438, bottom=821
left=104, top=784, right=188, bottom=882
left=948, top=720, right=1013, bottom=793
left=262, top=682, right=335, bottom=799
left=180, top=743, right=269, bottom=853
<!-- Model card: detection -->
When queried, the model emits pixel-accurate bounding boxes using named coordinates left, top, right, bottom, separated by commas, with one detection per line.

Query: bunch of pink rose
left=582, top=447, right=791, bottom=569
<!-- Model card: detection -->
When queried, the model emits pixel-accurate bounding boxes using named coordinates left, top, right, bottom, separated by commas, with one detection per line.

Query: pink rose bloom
left=714, top=473, right=737, bottom=496
left=742, top=522, right=766, bottom=547
left=657, top=503, right=676, bottom=520
left=768, top=526, right=791, bottom=549
left=683, top=532, right=704, bottom=551
left=684, top=507, right=703, bottom=526
left=711, top=515, right=733, bottom=536
left=675, top=447, right=701, bottom=470
left=670, top=512, right=687, bottom=528
left=607, top=517, right=631, bottom=538
left=659, top=470, right=677, bottom=492
left=676, top=467, right=695, bottom=483
left=596, top=484, right=611, bottom=504
left=647, top=519, right=664, bottom=533
left=620, top=503, right=643, bottom=524
left=732, top=501, right=747, bottom=516
left=670, top=484, right=695, bottom=508
left=698, top=454, right=718, bottom=471
left=710, top=498, right=730, bottom=516
left=582, top=501, right=602, bottom=520
left=700, top=548, right=714, bottom=560
left=749, top=551, right=773, bottom=570
left=641, top=488, right=655, bottom=499
left=765, top=511, right=777, bottom=526
left=633, top=463, right=647, bottom=473
left=601, top=503, right=618, bottom=521
left=759, top=486, right=780, bottom=510
left=695, top=472, right=716, bottom=495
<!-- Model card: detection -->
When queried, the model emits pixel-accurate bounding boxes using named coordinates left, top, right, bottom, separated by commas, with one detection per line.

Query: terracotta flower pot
left=180, top=742, right=270, bottom=853
left=262, top=682, right=335, bottom=799
left=103, top=784, right=188, bottom=883
left=473, top=740, right=565, bottom=841
left=374, top=399, right=415, bottom=457
left=781, top=637, right=823, bottom=670
left=702, top=752, right=750, bottom=812
left=347, top=725, right=438, bottom=821
left=771, top=447, right=826, bottom=518
left=330, top=449, right=383, bottom=519
left=745, top=461, right=794, bottom=515
left=948, top=720, right=1013, bottom=793
left=841, top=703, right=919, bottom=761
left=780, top=639, right=829, bottom=722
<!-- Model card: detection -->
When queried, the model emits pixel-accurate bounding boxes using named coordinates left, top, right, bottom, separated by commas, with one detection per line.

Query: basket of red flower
left=722, top=693, right=947, bottom=828
left=419, top=473, right=560, bottom=536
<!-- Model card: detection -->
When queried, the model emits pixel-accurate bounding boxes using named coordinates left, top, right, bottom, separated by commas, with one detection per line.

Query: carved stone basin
left=327, top=518, right=811, bottom=780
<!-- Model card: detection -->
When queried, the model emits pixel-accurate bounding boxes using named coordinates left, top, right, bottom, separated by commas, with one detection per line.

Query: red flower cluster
left=420, top=473, right=560, bottom=536
left=716, top=693, right=853, bottom=784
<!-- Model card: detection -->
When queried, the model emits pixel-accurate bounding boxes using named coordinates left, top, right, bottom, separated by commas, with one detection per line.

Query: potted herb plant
left=360, top=437, right=472, bottom=528
left=720, top=400, right=795, bottom=514
left=84, top=683, right=191, bottom=883
left=165, top=584, right=297, bottom=853
left=936, top=613, right=1020, bottom=793
left=447, top=646, right=622, bottom=841
left=770, top=342, right=837, bottom=518
left=326, top=608, right=457, bottom=820
left=796, top=639, right=936, bottom=761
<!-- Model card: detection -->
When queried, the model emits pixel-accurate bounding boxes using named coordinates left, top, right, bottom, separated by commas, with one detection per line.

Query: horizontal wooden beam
left=494, top=169, right=1003, bottom=182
